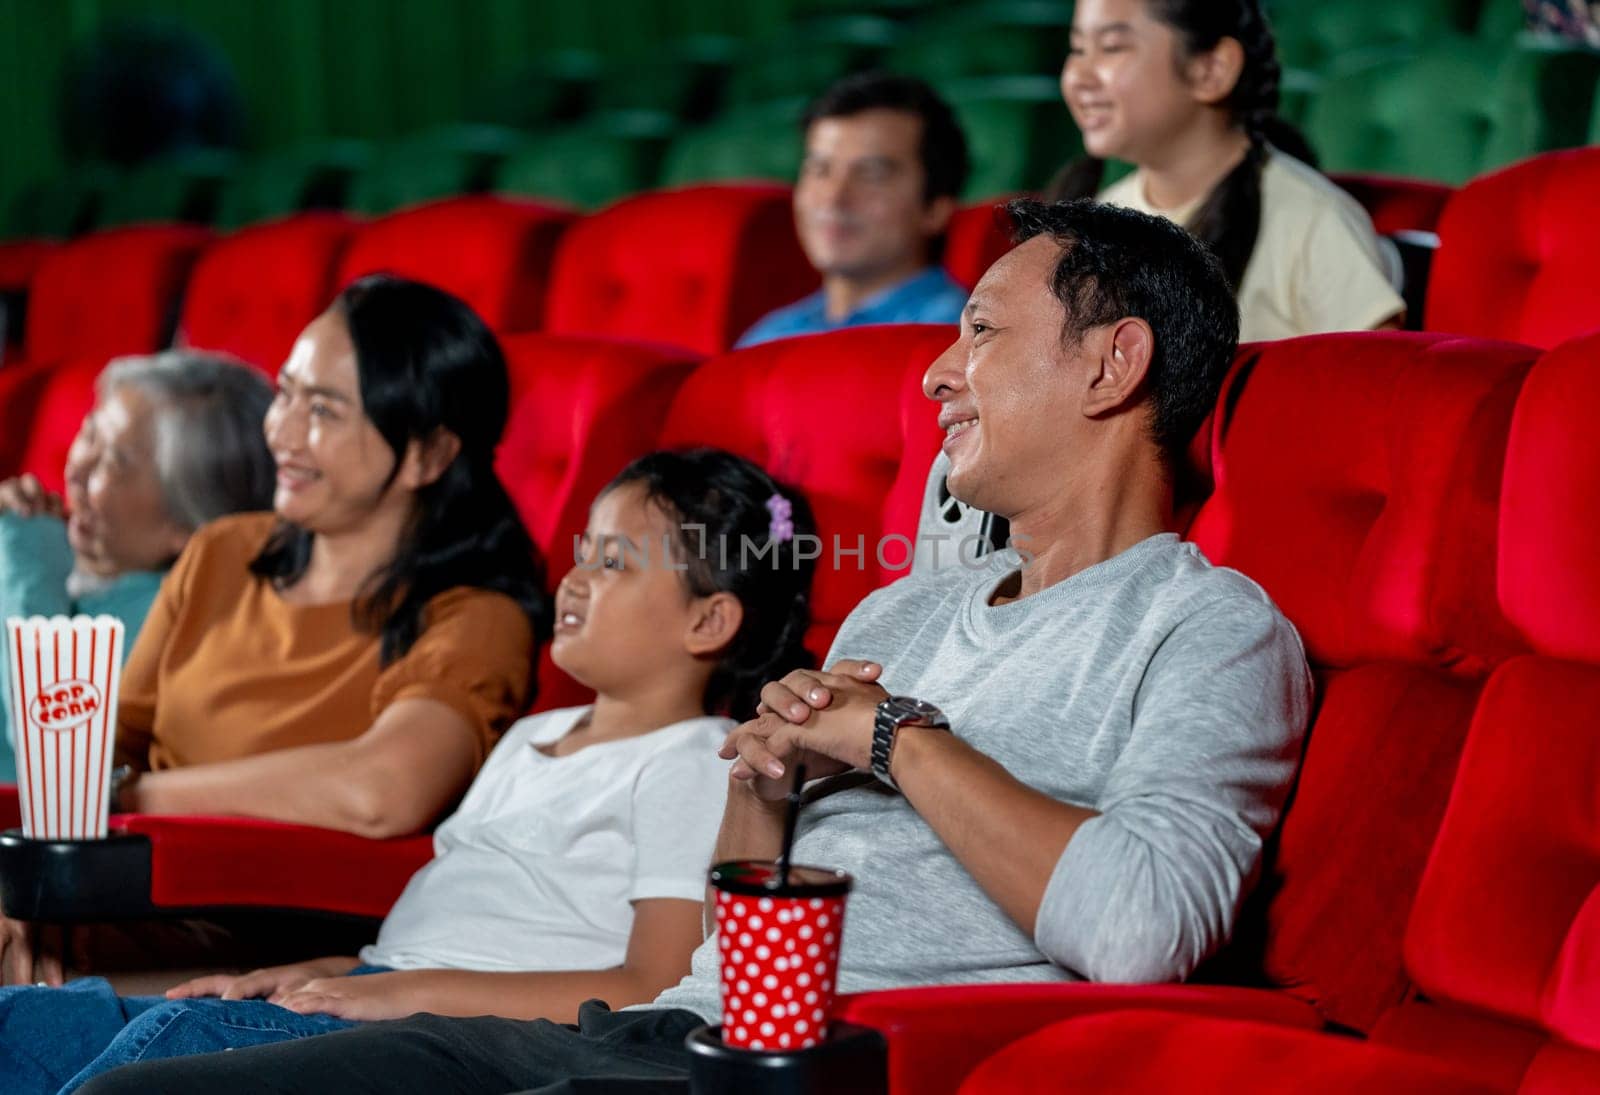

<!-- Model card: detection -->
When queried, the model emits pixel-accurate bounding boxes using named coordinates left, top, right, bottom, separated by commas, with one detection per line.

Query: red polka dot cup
left=711, top=859, right=852, bottom=1052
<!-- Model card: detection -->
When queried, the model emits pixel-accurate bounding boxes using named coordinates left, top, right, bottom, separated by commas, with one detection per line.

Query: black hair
left=802, top=71, right=971, bottom=204
left=1005, top=197, right=1239, bottom=469
left=1047, top=0, right=1318, bottom=291
left=604, top=448, right=818, bottom=720
left=251, top=274, right=549, bottom=666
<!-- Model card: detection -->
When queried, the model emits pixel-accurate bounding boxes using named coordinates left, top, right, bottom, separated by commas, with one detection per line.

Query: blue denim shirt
left=735, top=266, right=968, bottom=348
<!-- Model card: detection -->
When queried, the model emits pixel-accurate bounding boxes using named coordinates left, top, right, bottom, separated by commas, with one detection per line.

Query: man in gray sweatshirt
left=81, top=199, right=1313, bottom=1095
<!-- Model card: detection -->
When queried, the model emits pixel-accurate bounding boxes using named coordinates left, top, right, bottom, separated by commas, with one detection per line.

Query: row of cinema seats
left=4, top=142, right=1600, bottom=478
left=0, top=320, right=1596, bottom=1093
left=6, top=0, right=1570, bottom=234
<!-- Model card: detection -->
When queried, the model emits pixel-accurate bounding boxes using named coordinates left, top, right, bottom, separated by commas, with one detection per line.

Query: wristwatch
left=108, top=764, right=140, bottom=813
left=871, top=696, right=950, bottom=791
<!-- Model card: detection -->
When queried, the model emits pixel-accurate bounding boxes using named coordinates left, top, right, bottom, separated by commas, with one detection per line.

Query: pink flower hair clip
left=765, top=493, right=794, bottom=544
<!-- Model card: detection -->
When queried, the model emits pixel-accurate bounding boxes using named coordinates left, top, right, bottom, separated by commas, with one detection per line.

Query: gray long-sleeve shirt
left=652, top=533, right=1312, bottom=1020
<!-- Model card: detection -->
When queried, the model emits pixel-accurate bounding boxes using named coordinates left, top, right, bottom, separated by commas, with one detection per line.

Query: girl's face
left=264, top=310, right=408, bottom=536
left=552, top=483, right=719, bottom=694
left=63, top=383, right=190, bottom=577
left=1062, top=0, right=1215, bottom=165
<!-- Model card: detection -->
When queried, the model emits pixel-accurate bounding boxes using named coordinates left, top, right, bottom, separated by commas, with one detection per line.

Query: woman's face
left=1062, top=0, right=1211, bottom=165
left=63, top=383, right=190, bottom=577
left=264, top=310, right=407, bottom=536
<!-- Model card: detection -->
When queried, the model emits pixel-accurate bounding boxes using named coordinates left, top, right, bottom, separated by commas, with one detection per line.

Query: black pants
left=77, top=1000, right=702, bottom=1095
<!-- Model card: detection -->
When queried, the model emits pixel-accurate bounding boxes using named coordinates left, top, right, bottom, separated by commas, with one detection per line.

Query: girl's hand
left=166, top=956, right=360, bottom=1001
left=0, top=917, right=66, bottom=987
left=274, top=971, right=422, bottom=1022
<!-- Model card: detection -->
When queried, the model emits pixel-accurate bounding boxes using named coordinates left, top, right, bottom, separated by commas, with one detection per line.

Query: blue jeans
left=0, top=966, right=387, bottom=1094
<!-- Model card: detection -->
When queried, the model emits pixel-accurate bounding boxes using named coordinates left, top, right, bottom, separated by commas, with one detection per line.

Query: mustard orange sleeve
left=371, top=588, right=535, bottom=766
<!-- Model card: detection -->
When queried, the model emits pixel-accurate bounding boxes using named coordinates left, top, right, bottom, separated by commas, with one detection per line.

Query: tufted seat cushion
left=336, top=196, right=574, bottom=332
left=1427, top=147, right=1600, bottom=349
left=21, top=225, right=211, bottom=366
left=543, top=184, right=816, bottom=355
left=179, top=213, right=355, bottom=372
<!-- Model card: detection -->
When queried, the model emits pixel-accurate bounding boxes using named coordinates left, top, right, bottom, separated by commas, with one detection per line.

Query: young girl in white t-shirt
left=0, top=448, right=819, bottom=1094
left=1051, top=0, right=1405, bottom=340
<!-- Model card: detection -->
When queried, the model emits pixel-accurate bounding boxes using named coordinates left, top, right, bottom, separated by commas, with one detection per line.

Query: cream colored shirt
left=1100, top=150, right=1405, bottom=342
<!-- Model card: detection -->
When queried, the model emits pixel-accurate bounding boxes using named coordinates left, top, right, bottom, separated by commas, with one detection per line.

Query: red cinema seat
left=543, top=184, right=817, bottom=355
left=962, top=331, right=1600, bottom=1094
left=336, top=196, right=574, bottom=332
left=1427, top=148, right=1600, bottom=348
left=960, top=1011, right=1499, bottom=1095
left=836, top=332, right=1538, bottom=1095
left=495, top=333, right=701, bottom=711
left=11, top=355, right=107, bottom=495
left=496, top=333, right=700, bottom=562
left=178, top=213, right=355, bottom=373
left=1367, top=330, right=1600, bottom=1090
left=943, top=200, right=1015, bottom=291
left=1331, top=173, right=1454, bottom=236
left=18, top=225, right=211, bottom=368
left=658, top=324, right=954, bottom=660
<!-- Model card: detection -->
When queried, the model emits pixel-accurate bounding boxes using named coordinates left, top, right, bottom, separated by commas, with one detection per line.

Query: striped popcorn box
left=5, top=615, right=125, bottom=840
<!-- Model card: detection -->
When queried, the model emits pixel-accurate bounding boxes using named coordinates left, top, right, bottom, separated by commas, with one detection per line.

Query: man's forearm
left=891, top=728, right=1097, bottom=936
left=703, top=781, right=787, bottom=932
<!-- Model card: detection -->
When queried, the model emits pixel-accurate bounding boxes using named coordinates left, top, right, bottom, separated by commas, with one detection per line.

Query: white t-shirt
left=1099, top=149, right=1405, bottom=342
left=361, top=706, right=732, bottom=973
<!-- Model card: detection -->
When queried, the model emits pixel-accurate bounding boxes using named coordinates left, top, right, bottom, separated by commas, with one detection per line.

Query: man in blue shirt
left=736, top=74, right=971, bottom=348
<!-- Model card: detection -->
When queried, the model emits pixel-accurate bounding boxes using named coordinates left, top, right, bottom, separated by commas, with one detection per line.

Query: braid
left=1143, top=0, right=1318, bottom=291
left=1044, top=155, right=1107, bottom=202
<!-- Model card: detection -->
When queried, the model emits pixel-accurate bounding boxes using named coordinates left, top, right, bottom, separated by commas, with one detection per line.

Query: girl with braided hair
left=1053, top=0, right=1405, bottom=340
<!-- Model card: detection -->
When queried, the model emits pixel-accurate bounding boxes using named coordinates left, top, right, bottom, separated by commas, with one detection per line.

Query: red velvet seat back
left=496, top=333, right=701, bottom=559
left=1385, top=333, right=1600, bottom=1085
left=0, top=240, right=59, bottom=294
left=1427, top=148, right=1600, bottom=349
left=179, top=214, right=354, bottom=373
left=943, top=200, right=1015, bottom=291
left=336, top=197, right=574, bottom=333
left=16, top=355, right=105, bottom=495
left=658, top=325, right=954, bottom=657
left=1330, top=173, right=1454, bottom=236
left=23, top=225, right=211, bottom=364
left=1190, top=332, right=1534, bottom=673
left=1187, top=332, right=1537, bottom=1032
left=543, top=185, right=817, bottom=355
left=496, top=333, right=702, bottom=712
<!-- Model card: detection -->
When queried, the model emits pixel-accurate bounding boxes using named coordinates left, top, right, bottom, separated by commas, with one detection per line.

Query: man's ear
left=397, top=428, right=462, bottom=490
left=920, top=193, right=958, bottom=238
left=1083, top=317, right=1155, bottom=418
left=684, top=591, right=745, bottom=658
left=1187, top=36, right=1246, bottom=107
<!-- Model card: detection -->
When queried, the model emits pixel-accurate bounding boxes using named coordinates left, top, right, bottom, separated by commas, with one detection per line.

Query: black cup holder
left=0, top=828, right=157, bottom=921
left=686, top=1021, right=886, bottom=1095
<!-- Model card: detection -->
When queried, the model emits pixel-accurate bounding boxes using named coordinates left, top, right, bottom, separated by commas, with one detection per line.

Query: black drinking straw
left=775, top=764, right=807, bottom=888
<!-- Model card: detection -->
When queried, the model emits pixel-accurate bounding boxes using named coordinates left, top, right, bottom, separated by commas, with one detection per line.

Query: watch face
left=887, top=696, right=945, bottom=726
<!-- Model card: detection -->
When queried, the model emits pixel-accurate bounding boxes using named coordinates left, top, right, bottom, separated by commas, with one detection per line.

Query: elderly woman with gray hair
left=0, top=351, right=277, bottom=783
